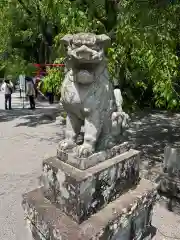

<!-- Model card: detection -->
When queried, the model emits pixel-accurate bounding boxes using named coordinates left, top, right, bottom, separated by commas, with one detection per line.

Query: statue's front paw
left=58, top=139, right=76, bottom=151
left=76, top=143, right=94, bottom=158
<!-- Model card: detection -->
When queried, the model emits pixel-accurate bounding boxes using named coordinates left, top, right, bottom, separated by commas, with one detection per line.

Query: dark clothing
left=25, top=76, right=36, bottom=109
left=47, top=92, right=54, bottom=104
left=35, top=89, right=38, bottom=98
left=20, top=89, right=22, bottom=98
left=5, top=94, right=12, bottom=110
left=29, top=95, right=35, bottom=109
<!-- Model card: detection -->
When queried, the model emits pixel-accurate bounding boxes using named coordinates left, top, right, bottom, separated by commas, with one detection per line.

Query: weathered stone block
left=41, top=149, right=140, bottom=223
left=22, top=179, right=157, bottom=240
left=57, top=142, right=130, bottom=170
left=157, top=146, right=180, bottom=200
left=22, top=188, right=81, bottom=240
left=164, top=146, right=180, bottom=177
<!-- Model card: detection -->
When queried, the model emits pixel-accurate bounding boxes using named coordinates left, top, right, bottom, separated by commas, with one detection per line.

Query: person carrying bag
left=1, top=79, right=13, bottom=110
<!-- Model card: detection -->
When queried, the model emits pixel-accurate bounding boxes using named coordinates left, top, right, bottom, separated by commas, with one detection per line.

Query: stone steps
left=22, top=179, right=157, bottom=240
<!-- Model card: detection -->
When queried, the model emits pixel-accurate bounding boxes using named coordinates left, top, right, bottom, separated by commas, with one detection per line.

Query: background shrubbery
left=0, top=0, right=180, bottom=110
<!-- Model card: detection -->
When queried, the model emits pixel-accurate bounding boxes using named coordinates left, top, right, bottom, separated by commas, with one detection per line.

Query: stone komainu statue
left=58, top=33, right=129, bottom=157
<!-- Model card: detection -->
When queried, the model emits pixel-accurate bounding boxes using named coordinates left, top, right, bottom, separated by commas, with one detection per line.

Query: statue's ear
left=60, top=34, right=73, bottom=46
left=96, top=34, right=111, bottom=49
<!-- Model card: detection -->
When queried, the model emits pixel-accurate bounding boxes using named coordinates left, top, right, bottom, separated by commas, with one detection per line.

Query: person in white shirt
left=1, top=79, right=13, bottom=110
left=25, top=76, right=36, bottom=109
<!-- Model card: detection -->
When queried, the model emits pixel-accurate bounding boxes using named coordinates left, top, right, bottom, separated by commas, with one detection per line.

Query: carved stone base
left=57, top=142, right=130, bottom=170
left=22, top=179, right=157, bottom=240
left=41, top=149, right=140, bottom=223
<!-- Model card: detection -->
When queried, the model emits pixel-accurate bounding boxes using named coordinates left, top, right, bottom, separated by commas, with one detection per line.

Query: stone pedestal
left=157, top=146, right=180, bottom=215
left=22, top=145, right=157, bottom=240
left=22, top=179, right=156, bottom=240
left=164, top=146, right=180, bottom=173
left=41, top=149, right=140, bottom=223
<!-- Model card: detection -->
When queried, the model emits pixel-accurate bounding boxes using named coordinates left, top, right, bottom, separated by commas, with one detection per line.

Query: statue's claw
left=75, top=143, right=94, bottom=158
left=58, top=139, right=76, bottom=151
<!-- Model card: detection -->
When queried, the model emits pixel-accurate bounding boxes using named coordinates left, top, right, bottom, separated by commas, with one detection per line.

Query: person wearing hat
left=25, top=76, right=36, bottom=109
left=1, top=77, right=13, bottom=110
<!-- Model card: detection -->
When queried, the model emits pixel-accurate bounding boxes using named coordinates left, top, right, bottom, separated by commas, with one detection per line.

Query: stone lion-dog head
left=61, top=33, right=110, bottom=84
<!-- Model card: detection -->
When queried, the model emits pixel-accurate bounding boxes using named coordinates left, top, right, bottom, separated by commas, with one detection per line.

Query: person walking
left=47, top=87, right=54, bottom=104
left=1, top=78, right=13, bottom=110
left=19, top=85, right=22, bottom=98
left=25, top=76, right=36, bottom=109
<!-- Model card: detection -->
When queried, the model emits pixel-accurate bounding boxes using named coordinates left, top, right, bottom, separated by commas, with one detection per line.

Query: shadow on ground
left=0, top=107, right=61, bottom=127
left=37, top=109, right=180, bottom=166
left=0, top=108, right=32, bottom=122
left=125, top=110, right=180, bottom=164
left=1, top=107, right=180, bottom=163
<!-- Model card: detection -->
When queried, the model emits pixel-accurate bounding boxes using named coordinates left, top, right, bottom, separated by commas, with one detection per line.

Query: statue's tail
left=114, top=88, right=123, bottom=112
left=113, top=88, right=130, bottom=130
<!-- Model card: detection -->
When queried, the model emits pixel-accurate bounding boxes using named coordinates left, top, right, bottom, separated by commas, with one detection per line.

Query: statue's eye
left=71, top=43, right=79, bottom=49
left=72, top=42, right=82, bottom=48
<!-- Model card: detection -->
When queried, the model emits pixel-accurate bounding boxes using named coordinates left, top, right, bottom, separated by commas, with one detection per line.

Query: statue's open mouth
left=69, top=47, right=103, bottom=66
left=74, top=62, right=97, bottom=72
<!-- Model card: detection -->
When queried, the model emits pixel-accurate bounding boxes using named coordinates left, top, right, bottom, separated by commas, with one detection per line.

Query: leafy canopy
left=0, top=0, right=180, bottom=109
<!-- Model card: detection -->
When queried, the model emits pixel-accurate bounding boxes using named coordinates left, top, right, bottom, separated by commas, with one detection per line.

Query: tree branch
left=17, top=0, right=32, bottom=15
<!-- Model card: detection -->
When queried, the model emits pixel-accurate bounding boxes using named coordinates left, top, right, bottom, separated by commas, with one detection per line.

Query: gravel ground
left=0, top=92, right=180, bottom=240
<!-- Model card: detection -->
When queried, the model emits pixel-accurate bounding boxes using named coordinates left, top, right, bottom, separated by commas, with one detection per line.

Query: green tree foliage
left=0, top=0, right=180, bottom=110
left=41, top=58, right=65, bottom=97
left=108, top=0, right=180, bottom=110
